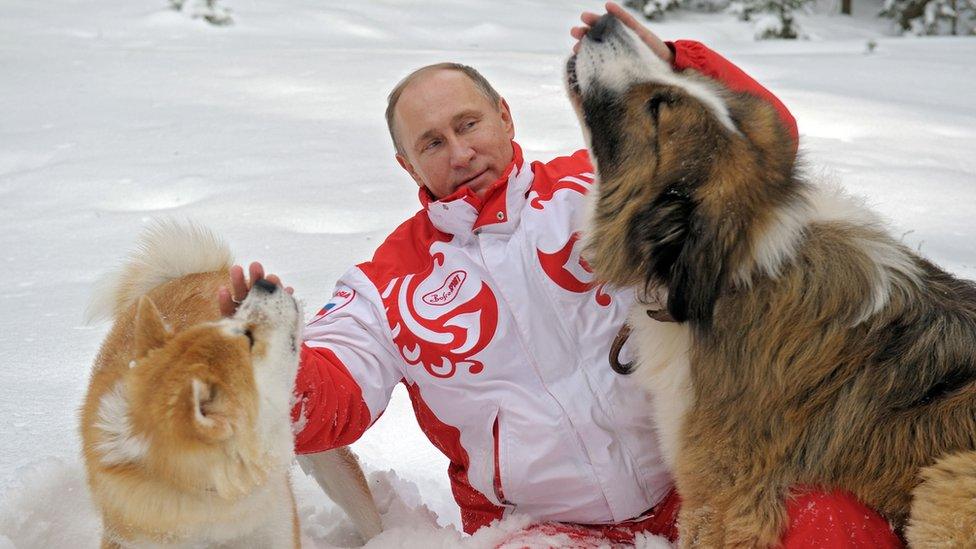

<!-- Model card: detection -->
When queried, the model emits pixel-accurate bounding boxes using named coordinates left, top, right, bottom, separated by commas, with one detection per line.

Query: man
left=221, top=3, right=902, bottom=546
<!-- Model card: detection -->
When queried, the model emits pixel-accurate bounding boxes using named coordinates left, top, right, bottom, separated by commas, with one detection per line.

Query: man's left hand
left=570, top=1, right=674, bottom=64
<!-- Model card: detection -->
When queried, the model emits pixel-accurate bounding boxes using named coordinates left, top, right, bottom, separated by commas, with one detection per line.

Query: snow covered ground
left=1, top=0, right=974, bottom=547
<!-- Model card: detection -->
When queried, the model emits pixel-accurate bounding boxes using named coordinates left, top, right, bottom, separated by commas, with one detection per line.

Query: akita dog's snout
left=233, top=277, right=301, bottom=347
left=254, top=277, right=278, bottom=294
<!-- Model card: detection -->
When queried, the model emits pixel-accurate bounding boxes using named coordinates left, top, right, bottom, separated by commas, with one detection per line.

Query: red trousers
left=498, top=488, right=902, bottom=548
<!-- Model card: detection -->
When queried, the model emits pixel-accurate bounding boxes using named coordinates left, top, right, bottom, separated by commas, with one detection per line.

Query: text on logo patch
left=422, top=270, right=467, bottom=306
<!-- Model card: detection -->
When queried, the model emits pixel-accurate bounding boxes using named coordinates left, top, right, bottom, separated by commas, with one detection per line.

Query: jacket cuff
left=292, top=344, right=371, bottom=454
left=667, top=39, right=706, bottom=72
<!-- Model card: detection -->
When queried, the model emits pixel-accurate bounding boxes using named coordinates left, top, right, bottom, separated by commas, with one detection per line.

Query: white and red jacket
left=293, top=41, right=798, bottom=535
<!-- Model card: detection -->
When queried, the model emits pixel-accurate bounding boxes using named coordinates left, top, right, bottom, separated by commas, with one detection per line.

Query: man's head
left=386, top=63, right=515, bottom=200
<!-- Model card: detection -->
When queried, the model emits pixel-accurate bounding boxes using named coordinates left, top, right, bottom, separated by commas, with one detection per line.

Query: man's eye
left=423, top=140, right=441, bottom=152
left=462, top=120, right=477, bottom=131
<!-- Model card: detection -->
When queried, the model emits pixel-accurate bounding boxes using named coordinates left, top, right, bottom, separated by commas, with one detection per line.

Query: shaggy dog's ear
left=667, top=214, right=728, bottom=325
left=631, top=183, right=729, bottom=326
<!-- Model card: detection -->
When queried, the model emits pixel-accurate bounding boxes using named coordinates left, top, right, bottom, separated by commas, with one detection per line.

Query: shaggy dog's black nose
left=254, top=278, right=277, bottom=294
left=588, top=13, right=616, bottom=43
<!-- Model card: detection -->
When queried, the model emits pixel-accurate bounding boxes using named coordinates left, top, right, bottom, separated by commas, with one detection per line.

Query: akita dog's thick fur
left=81, top=221, right=381, bottom=548
left=567, top=14, right=976, bottom=547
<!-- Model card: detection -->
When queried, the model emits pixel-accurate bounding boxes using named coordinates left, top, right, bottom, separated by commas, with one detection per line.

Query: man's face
left=394, top=69, right=515, bottom=200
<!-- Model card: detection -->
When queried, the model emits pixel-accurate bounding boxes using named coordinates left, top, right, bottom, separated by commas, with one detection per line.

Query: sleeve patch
left=310, top=288, right=357, bottom=323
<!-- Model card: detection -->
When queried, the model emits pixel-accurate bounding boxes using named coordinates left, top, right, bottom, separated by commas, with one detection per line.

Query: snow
left=1, top=0, right=974, bottom=547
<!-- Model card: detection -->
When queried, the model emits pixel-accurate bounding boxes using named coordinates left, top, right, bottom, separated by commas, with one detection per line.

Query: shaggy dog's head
left=567, top=14, right=799, bottom=325
left=100, top=280, right=302, bottom=500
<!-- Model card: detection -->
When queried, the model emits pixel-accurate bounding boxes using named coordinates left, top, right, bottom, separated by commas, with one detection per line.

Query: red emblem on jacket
left=382, top=252, right=497, bottom=379
left=529, top=173, right=594, bottom=210
left=537, top=232, right=611, bottom=306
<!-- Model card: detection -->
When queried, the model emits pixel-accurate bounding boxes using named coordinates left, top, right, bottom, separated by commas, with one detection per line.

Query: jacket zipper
left=492, top=415, right=511, bottom=506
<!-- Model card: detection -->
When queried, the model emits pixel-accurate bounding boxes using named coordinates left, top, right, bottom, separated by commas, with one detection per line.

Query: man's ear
left=499, top=98, right=515, bottom=140
left=135, top=296, right=171, bottom=358
left=395, top=153, right=426, bottom=189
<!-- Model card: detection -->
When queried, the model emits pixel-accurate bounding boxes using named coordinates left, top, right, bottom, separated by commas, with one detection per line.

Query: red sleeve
left=668, top=40, right=798, bottom=146
left=781, top=489, right=903, bottom=548
left=291, top=344, right=373, bottom=454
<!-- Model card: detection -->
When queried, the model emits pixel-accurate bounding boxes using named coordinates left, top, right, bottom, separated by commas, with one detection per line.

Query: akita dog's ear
left=135, top=296, right=172, bottom=358
left=191, top=378, right=234, bottom=442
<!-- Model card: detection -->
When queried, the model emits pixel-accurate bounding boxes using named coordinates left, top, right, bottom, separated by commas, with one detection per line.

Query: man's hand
left=570, top=1, right=674, bottom=64
left=218, top=261, right=295, bottom=317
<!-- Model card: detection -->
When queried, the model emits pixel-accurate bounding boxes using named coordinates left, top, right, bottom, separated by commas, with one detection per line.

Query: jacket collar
left=421, top=141, right=533, bottom=240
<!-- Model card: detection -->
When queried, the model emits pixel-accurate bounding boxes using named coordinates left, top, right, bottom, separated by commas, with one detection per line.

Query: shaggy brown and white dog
left=567, top=14, right=976, bottom=547
left=81, top=221, right=381, bottom=548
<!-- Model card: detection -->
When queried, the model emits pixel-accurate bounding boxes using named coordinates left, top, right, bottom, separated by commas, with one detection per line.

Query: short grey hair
left=385, top=63, right=502, bottom=156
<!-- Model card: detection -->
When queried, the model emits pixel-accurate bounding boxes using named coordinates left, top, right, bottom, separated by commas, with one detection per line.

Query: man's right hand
left=218, top=261, right=294, bottom=317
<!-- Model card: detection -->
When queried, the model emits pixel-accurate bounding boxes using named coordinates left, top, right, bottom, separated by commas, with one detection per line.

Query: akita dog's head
left=566, top=14, right=799, bottom=325
left=96, top=279, right=302, bottom=500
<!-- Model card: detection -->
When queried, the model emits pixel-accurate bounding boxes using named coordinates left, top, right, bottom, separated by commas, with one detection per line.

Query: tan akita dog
left=80, top=221, right=381, bottom=548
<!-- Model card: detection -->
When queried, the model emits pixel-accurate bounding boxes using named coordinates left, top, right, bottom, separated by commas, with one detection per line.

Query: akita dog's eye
left=243, top=328, right=255, bottom=349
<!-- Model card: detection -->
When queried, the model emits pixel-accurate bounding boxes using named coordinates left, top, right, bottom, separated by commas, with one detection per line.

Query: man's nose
left=448, top=138, right=475, bottom=168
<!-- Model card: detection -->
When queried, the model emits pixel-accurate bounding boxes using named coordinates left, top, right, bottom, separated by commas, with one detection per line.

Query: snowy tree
left=684, top=0, right=734, bottom=12
left=626, top=0, right=809, bottom=37
left=880, top=0, right=976, bottom=34
left=625, top=0, right=730, bottom=19
left=170, top=0, right=233, bottom=26
left=624, top=0, right=683, bottom=20
left=728, top=0, right=812, bottom=38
